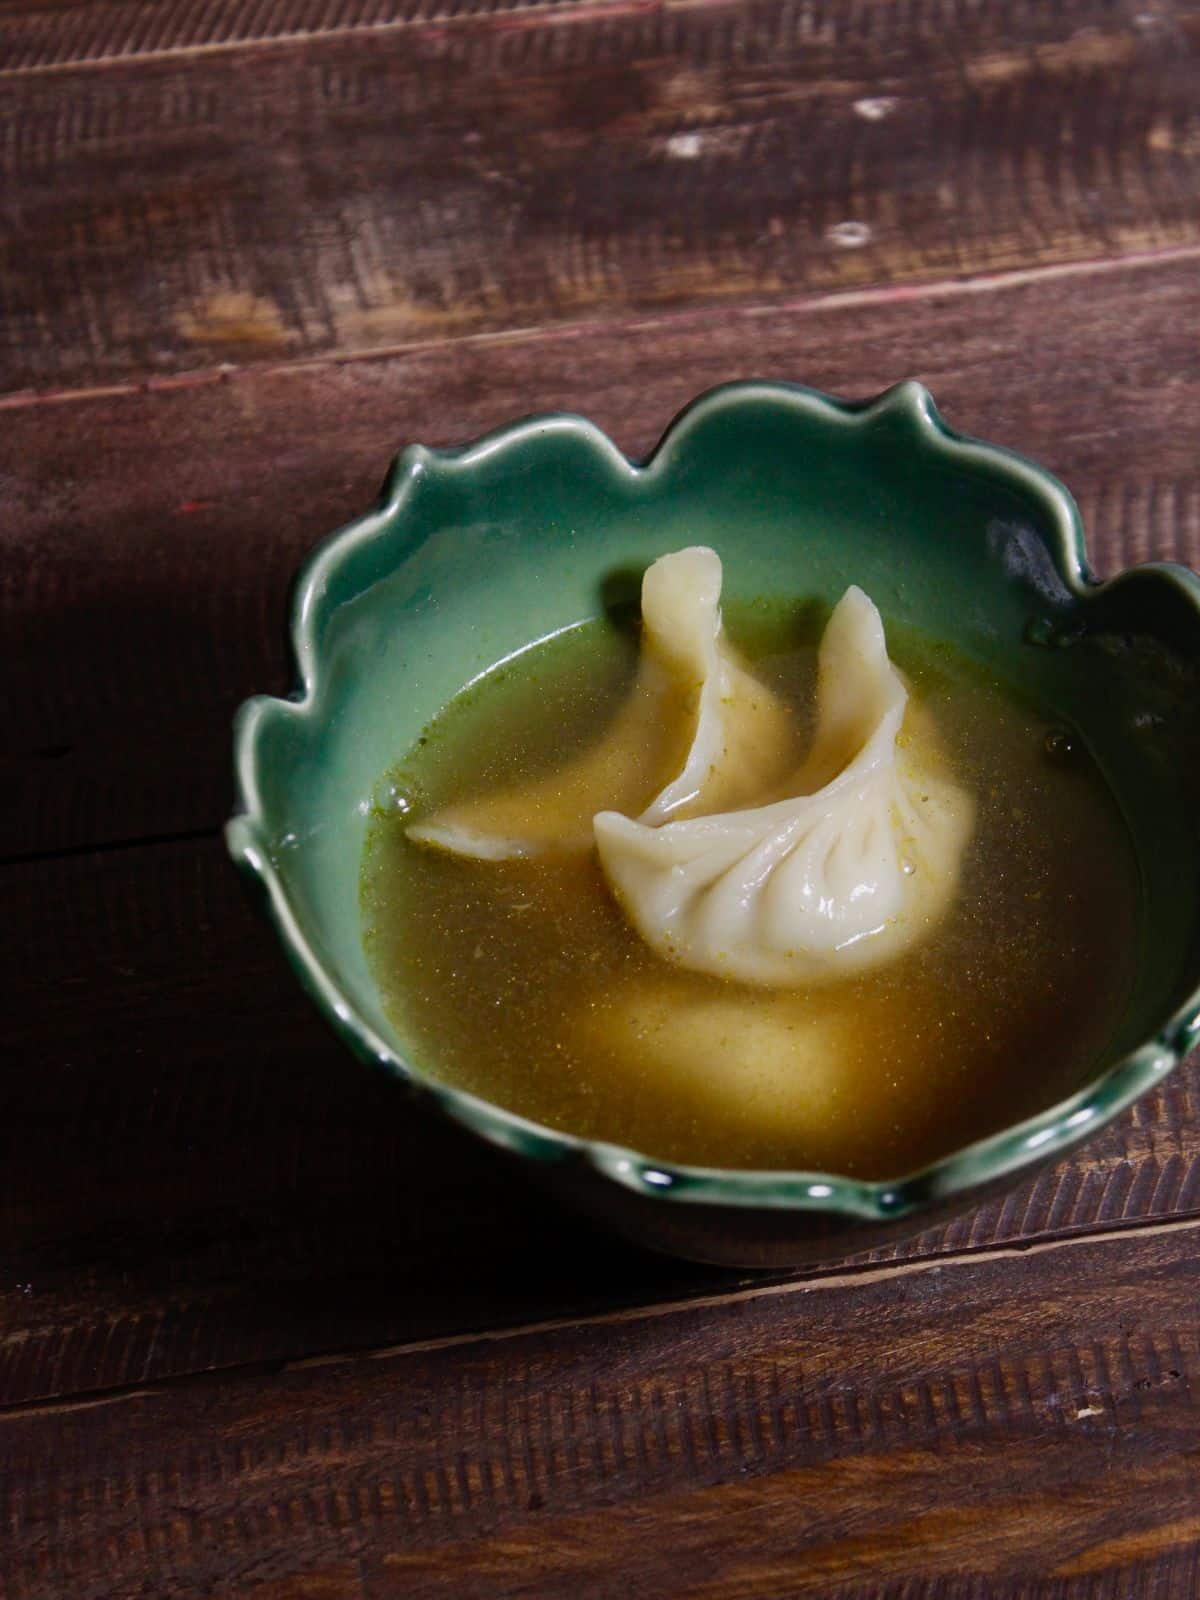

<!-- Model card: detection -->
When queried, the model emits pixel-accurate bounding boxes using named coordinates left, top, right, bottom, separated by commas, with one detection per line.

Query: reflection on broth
left=362, top=564, right=1139, bottom=1180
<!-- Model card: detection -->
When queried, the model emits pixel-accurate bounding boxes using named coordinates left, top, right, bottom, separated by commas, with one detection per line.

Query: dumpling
left=408, top=547, right=795, bottom=859
left=574, top=981, right=917, bottom=1161
left=594, top=586, right=974, bottom=985
left=577, top=984, right=853, bottom=1141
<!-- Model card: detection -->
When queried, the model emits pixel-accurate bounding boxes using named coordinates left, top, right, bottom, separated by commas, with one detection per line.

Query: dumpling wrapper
left=407, top=547, right=795, bottom=859
left=575, top=985, right=865, bottom=1151
left=594, top=585, right=974, bottom=986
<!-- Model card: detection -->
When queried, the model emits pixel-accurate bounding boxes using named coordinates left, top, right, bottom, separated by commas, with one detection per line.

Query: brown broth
left=361, top=608, right=1141, bottom=1179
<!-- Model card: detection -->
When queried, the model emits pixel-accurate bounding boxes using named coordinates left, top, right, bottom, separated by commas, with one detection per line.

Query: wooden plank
left=3, top=1219, right=1200, bottom=1598
left=0, top=0, right=591, bottom=75
left=3, top=251, right=1200, bottom=859
left=2, top=828, right=1199, bottom=1407
left=2, top=0, right=1199, bottom=392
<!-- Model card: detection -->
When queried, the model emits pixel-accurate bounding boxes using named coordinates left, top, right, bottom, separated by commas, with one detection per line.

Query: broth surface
left=362, top=606, right=1140, bottom=1178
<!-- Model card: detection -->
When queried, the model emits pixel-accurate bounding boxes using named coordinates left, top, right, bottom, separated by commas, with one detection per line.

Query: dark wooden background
left=3, top=0, right=1200, bottom=1594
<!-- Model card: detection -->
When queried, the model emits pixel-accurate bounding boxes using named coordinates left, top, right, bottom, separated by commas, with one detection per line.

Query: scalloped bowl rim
left=227, top=379, right=1200, bottom=1222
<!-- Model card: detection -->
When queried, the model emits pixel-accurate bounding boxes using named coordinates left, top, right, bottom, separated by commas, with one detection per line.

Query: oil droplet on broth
left=361, top=609, right=1140, bottom=1179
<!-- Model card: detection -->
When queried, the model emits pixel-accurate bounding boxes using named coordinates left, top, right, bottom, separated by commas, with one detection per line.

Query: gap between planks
left=3, top=241, right=1199, bottom=417
left=0, top=822, right=219, bottom=871
left=4, top=1208, right=1199, bottom=1427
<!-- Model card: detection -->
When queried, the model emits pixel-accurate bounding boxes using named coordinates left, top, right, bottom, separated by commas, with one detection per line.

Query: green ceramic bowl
left=227, top=381, right=1200, bottom=1268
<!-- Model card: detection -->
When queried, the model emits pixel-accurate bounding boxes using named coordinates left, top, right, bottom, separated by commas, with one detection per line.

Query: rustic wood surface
left=3, top=0, right=1200, bottom=1592
left=4, top=0, right=1199, bottom=395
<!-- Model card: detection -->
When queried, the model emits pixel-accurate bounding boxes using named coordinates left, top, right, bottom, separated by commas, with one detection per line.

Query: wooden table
left=4, top=0, right=1200, bottom=1593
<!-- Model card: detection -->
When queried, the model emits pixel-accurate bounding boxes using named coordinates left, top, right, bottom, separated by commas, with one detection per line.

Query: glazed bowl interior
left=230, top=382, right=1200, bottom=1222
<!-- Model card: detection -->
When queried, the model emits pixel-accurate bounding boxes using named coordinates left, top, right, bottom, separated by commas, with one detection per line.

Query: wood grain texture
left=0, top=0, right=591, bottom=74
left=4, top=250, right=1200, bottom=860
left=2, top=0, right=1199, bottom=392
left=4, top=0, right=1200, bottom=1587
left=4, top=1219, right=1200, bottom=1598
left=2, top=826, right=1199, bottom=1407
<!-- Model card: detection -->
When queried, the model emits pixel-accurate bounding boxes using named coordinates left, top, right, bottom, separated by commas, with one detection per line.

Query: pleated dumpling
left=594, top=586, right=974, bottom=986
left=407, top=547, right=795, bottom=859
